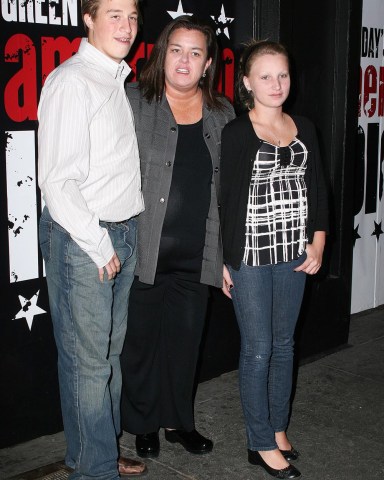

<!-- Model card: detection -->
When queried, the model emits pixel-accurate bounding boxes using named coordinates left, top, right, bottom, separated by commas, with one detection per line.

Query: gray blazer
left=126, top=83, right=235, bottom=287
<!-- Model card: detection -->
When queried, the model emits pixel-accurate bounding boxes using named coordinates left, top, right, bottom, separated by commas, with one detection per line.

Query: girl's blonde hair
left=237, top=39, right=290, bottom=110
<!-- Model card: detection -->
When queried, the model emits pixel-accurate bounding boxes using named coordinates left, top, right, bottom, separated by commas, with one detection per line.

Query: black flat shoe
left=279, top=446, right=300, bottom=462
left=164, top=429, right=213, bottom=454
left=248, top=450, right=301, bottom=479
left=135, top=432, right=160, bottom=458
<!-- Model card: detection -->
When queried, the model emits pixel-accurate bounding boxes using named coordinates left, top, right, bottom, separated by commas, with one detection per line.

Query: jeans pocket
left=39, top=219, right=53, bottom=262
left=295, top=250, right=307, bottom=268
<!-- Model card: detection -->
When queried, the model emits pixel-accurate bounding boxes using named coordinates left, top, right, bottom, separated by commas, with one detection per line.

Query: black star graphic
left=352, top=225, right=361, bottom=247
left=371, top=221, right=384, bottom=241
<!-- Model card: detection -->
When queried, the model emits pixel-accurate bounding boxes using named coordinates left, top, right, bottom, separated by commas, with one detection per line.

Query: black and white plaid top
left=243, top=138, right=308, bottom=266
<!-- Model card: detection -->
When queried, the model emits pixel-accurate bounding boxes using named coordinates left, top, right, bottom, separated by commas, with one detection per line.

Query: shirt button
left=214, top=167, right=219, bottom=173
left=170, top=127, right=176, bottom=132
left=205, top=133, right=211, bottom=139
left=165, top=161, right=172, bottom=167
left=159, top=198, right=165, bottom=203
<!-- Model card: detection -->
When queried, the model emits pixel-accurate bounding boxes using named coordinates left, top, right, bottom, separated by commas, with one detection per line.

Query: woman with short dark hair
left=120, top=15, right=235, bottom=459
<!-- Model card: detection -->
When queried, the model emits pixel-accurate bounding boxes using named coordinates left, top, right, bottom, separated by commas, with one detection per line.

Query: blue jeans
left=39, top=207, right=137, bottom=480
left=228, top=254, right=306, bottom=451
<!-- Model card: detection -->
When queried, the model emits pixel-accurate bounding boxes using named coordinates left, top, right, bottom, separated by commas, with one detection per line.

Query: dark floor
left=1, top=307, right=384, bottom=480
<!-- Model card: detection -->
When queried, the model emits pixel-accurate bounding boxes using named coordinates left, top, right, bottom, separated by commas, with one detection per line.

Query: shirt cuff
left=84, top=227, right=115, bottom=268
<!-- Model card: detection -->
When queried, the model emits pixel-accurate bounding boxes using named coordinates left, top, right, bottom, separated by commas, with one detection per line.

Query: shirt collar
left=78, top=38, right=132, bottom=81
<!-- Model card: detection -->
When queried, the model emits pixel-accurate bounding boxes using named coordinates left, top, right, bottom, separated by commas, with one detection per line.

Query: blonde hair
left=81, top=0, right=141, bottom=35
left=237, top=39, right=290, bottom=110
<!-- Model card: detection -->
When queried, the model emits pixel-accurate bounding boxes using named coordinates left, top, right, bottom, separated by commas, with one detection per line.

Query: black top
left=220, top=113, right=329, bottom=270
left=157, top=119, right=212, bottom=274
left=244, top=138, right=308, bottom=266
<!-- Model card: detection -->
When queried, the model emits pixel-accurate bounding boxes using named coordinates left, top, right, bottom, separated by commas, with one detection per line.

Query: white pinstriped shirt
left=38, top=39, right=144, bottom=268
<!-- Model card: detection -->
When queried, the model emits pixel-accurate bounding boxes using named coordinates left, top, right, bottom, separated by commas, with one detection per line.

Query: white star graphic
left=13, top=290, right=46, bottom=330
left=211, top=4, right=234, bottom=39
left=167, top=0, right=193, bottom=19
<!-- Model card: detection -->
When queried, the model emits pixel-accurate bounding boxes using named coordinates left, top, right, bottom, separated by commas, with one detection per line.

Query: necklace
left=250, top=110, right=286, bottom=146
left=268, top=113, right=285, bottom=146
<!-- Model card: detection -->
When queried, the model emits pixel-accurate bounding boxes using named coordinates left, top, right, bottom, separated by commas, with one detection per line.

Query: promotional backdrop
left=2, top=0, right=377, bottom=448
left=0, top=0, right=253, bottom=447
left=352, top=0, right=384, bottom=313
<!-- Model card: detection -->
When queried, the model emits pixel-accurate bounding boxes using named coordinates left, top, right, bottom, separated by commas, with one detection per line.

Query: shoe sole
left=136, top=450, right=159, bottom=459
left=119, top=466, right=148, bottom=477
left=248, top=453, right=301, bottom=478
left=165, top=435, right=213, bottom=454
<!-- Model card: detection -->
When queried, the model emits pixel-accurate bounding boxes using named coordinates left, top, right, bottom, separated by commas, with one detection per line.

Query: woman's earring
left=202, top=71, right=207, bottom=78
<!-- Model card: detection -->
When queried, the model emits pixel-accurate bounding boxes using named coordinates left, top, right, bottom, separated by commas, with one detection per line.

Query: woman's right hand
left=222, top=264, right=233, bottom=299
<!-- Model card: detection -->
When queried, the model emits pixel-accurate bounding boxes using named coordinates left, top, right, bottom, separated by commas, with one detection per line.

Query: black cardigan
left=220, top=112, right=329, bottom=270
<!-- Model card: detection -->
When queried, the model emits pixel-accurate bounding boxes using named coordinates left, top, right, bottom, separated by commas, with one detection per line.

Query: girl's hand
left=294, top=231, right=326, bottom=275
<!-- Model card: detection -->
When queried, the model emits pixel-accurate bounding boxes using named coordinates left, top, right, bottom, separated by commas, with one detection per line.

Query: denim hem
left=248, top=445, right=278, bottom=452
left=274, top=426, right=288, bottom=433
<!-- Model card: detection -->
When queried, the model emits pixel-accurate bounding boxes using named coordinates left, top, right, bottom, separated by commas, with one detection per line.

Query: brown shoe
left=118, top=456, right=147, bottom=477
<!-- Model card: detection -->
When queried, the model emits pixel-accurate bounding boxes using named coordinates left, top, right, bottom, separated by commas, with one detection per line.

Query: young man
left=38, top=0, right=145, bottom=477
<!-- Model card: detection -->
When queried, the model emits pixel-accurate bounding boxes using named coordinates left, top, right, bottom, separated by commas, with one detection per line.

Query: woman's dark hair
left=237, top=39, right=290, bottom=110
left=139, top=15, right=223, bottom=110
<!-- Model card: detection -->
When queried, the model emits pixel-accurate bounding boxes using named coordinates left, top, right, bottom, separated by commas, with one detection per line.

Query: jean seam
left=65, top=236, right=82, bottom=468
